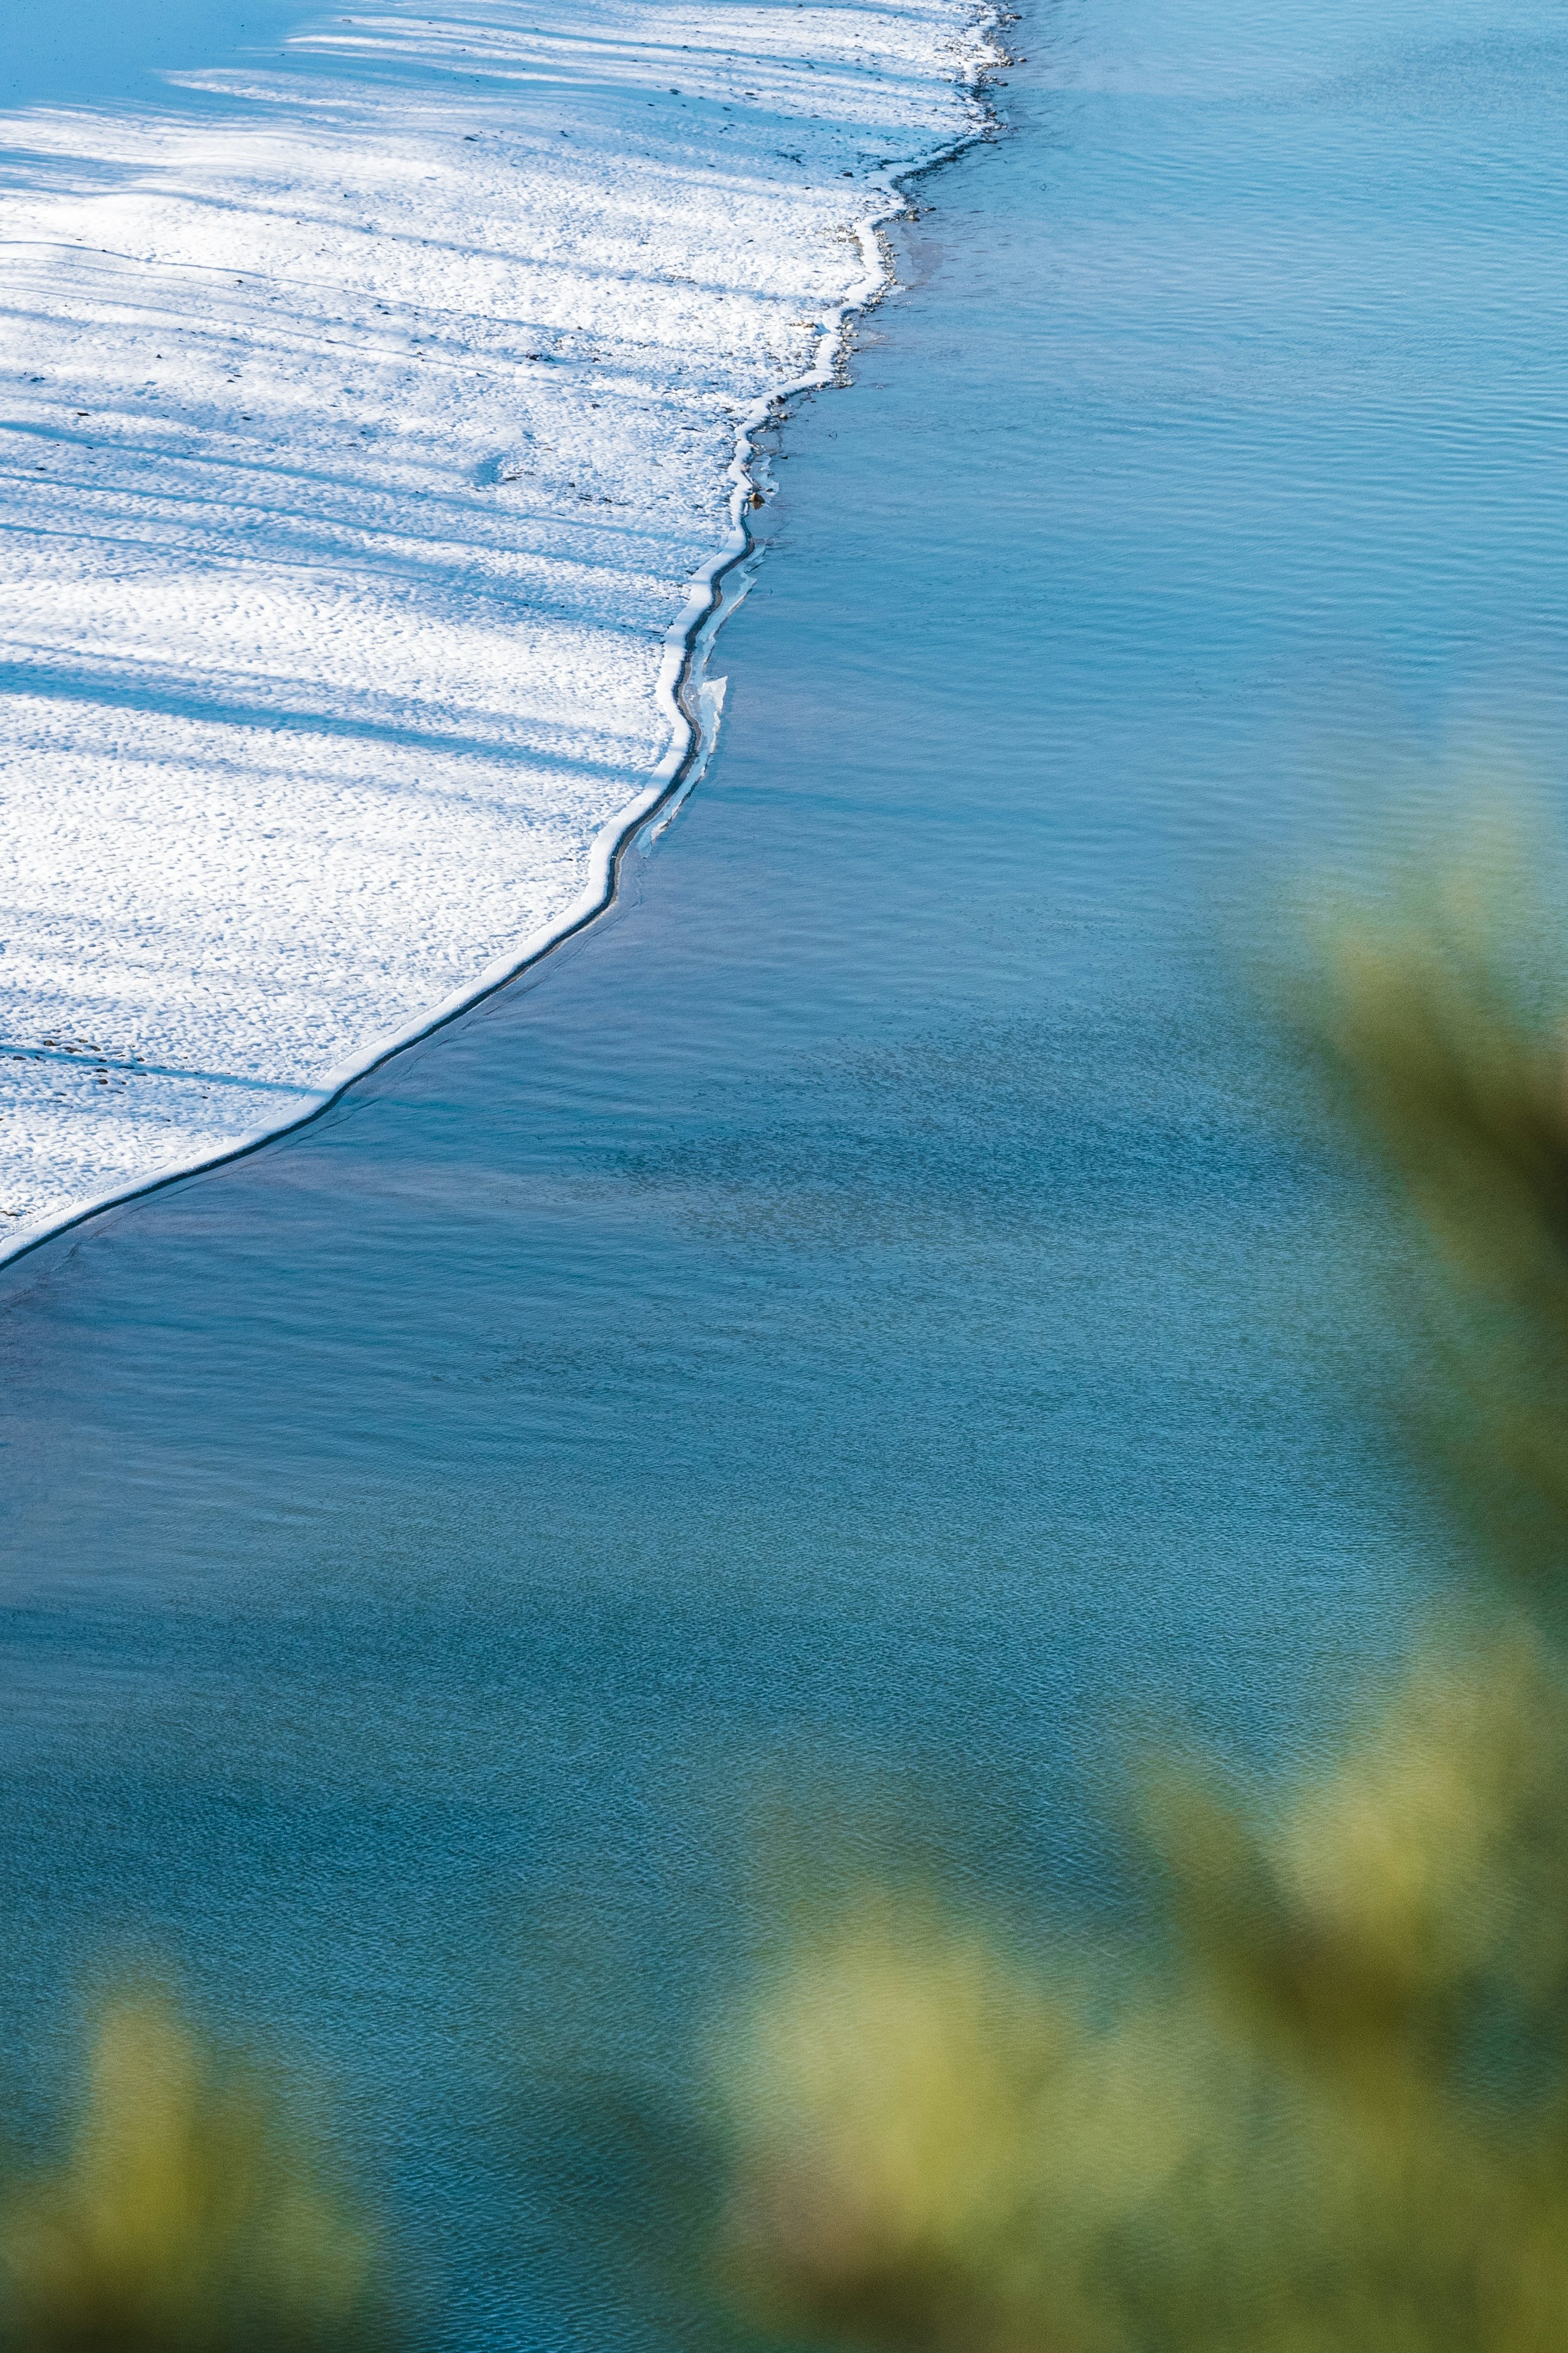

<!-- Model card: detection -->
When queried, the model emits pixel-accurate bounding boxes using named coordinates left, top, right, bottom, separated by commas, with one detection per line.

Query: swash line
left=0, top=47, right=1003, bottom=1284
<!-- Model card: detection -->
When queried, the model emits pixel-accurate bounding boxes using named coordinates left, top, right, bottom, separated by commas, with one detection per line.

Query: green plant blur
left=0, top=1989, right=394, bottom=2353
left=711, top=832, right=1568, bottom=2353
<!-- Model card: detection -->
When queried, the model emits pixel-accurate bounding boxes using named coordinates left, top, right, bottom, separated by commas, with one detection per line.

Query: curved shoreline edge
left=0, top=80, right=1000, bottom=1284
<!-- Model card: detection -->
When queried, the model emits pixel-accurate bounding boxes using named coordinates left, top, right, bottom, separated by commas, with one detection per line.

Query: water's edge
left=0, top=67, right=1002, bottom=1283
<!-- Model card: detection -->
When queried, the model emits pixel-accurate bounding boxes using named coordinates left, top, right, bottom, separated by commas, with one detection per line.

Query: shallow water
left=3, top=0, right=304, bottom=110
left=4, top=0, right=1568, bottom=2338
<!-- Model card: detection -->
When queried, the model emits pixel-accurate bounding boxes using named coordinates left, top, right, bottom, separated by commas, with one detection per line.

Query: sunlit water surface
left=4, top=0, right=1568, bottom=2339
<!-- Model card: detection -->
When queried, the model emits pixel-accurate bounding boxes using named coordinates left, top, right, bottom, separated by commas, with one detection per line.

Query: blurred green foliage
left=711, top=832, right=1568, bottom=2353
left=0, top=1990, right=395, bottom=2353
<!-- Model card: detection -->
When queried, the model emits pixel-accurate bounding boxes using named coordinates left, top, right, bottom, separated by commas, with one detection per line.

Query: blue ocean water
left=2, top=0, right=303, bottom=111
left=4, top=0, right=1568, bottom=2338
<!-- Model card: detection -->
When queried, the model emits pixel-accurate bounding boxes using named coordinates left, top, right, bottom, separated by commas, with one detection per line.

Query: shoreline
left=0, top=0, right=1003, bottom=1272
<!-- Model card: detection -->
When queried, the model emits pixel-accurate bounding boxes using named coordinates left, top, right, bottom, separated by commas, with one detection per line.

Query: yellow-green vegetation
left=712, top=837, right=1568, bottom=2353
left=0, top=1990, right=392, bottom=2353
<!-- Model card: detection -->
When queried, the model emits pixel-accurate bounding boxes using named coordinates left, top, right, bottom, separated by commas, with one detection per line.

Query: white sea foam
left=0, top=0, right=995, bottom=1257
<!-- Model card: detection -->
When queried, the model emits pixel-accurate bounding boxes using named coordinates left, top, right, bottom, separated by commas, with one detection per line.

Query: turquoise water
left=5, top=0, right=1568, bottom=2338
left=2, top=0, right=303, bottom=110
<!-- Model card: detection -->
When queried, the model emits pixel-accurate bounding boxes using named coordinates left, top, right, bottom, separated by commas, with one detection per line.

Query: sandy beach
left=0, top=0, right=995, bottom=1249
